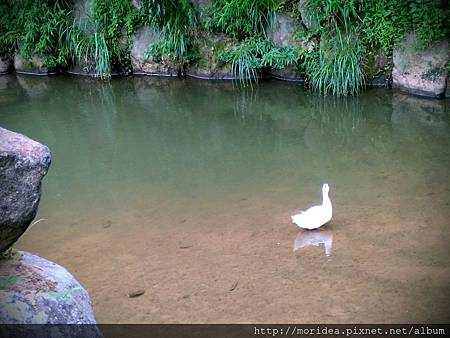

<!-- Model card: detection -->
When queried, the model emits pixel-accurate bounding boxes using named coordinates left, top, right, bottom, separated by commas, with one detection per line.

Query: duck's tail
left=291, top=211, right=304, bottom=220
left=291, top=213, right=304, bottom=222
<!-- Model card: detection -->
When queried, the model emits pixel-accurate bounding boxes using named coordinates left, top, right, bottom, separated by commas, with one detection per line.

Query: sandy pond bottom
left=17, top=188, right=450, bottom=323
left=1, top=75, right=449, bottom=323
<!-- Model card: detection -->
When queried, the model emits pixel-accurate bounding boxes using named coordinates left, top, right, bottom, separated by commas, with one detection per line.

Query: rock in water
left=0, top=127, right=51, bottom=252
left=266, top=13, right=307, bottom=82
left=0, top=251, right=98, bottom=325
left=13, top=55, right=56, bottom=75
left=393, top=33, right=449, bottom=98
left=130, top=26, right=180, bottom=76
left=128, top=289, right=145, bottom=298
left=0, top=56, right=12, bottom=74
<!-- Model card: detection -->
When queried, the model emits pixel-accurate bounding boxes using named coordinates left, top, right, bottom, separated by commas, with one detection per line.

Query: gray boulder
left=192, top=0, right=211, bottom=23
left=67, top=0, right=97, bottom=76
left=192, top=0, right=211, bottom=10
left=270, top=66, right=304, bottom=82
left=298, top=0, right=319, bottom=30
left=0, top=57, right=12, bottom=74
left=131, top=0, right=143, bottom=10
left=0, top=251, right=98, bottom=327
left=0, top=128, right=51, bottom=252
left=186, top=32, right=235, bottom=80
left=365, top=48, right=390, bottom=87
left=131, top=26, right=180, bottom=76
left=268, top=13, right=304, bottom=48
left=14, top=55, right=56, bottom=75
left=267, top=13, right=306, bottom=82
left=392, top=33, right=449, bottom=98
left=73, top=0, right=92, bottom=25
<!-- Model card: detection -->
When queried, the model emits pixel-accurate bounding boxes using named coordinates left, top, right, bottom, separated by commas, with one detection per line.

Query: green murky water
left=1, top=74, right=449, bottom=323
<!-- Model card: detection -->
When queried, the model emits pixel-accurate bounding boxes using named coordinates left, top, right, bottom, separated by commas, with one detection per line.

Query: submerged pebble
left=229, top=280, right=239, bottom=292
left=179, top=244, right=193, bottom=249
left=128, top=289, right=145, bottom=298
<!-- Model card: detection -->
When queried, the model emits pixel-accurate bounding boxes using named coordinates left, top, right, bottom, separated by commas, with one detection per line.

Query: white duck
left=291, top=183, right=332, bottom=230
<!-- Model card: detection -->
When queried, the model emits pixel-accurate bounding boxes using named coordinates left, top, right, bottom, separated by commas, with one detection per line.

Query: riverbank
left=1, top=1, right=449, bottom=98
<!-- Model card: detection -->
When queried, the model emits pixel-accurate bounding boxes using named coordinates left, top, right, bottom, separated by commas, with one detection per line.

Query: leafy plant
left=141, top=0, right=197, bottom=64
left=89, top=0, right=138, bottom=76
left=67, top=20, right=110, bottom=77
left=301, top=0, right=365, bottom=95
left=400, top=0, right=449, bottom=48
left=306, top=28, right=365, bottom=96
left=0, top=1, right=14, bottom=57
left=305, top=0, right=362, bottom=32
left=218, top=38, right=264, bottom=85
left=362, top=0, right=407, bottom=52
left=362, top=0, right=449, bottom=51
left=0, top=0, right=139, bottom=77
left=205, top=0, right=298, bottom=85
left=219, top=37, right=298, bottom=86
left=0, top=0, right=73, bottom=68
left=206, top=0, right=282, bottom=40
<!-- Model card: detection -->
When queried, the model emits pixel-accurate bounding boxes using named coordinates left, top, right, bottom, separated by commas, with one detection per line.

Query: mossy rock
left=392, top=33, right=449, bottom=98
left=186, top=31, right=235, bottom=80
left=66, top=59, right=98, bottom=77
left=192, top=0, right=212, bottom=24
left=0, top=127, right=51, bottom=252
left=266, top=12, right=309, bottom=82
left=14, top=55, right=56, bottom=75
left=130, top=26, right=181, bottom=77
left=298, top=0, right=319, bottom=30
left=364, top=48, right=391, bottom=87
left=270, top=66, right=304, bottom=82
left=0, top=251, right=98, bottom=326
left=0, top=56, right=12, bottom=74
left=267, top=12, right=305, bottom=48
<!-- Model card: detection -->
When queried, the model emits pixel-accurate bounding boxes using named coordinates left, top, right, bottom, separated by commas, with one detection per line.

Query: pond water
left=1, top=74, right=449, bottom=323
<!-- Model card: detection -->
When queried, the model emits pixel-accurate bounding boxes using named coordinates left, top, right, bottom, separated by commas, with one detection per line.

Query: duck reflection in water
left=293, top=230, right=333, bottom=256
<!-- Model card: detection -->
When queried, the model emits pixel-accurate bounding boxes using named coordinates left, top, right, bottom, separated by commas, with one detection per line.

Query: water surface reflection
left=294, top=230, right=333, bottom=256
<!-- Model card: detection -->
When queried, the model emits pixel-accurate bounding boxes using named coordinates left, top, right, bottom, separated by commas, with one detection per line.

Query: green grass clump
left=302, top=0, right=448, bottom=95
left=301, top=0, right=365, bottom=95
left=362, top=0, right=450, bottom=51
left=205, top=0, right=298, bottom=85
left=0, top=0, right=72, bottom=69
left=306, top=28, right=365, bottom=96
left=206, top=0, right=282, bottom=40
left=67, top=20, right=111, bottom=77
left=89, top=0, right=138, bottom=77
left=219, top=37, right=297, bottom=86
left=0, top=0, right=139, bottom=78
left=141, top=0, right=197, bottom=64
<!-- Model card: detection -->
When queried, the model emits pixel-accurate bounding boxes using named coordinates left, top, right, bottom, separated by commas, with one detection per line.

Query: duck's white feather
left=291, top=184, right=332, bottom=230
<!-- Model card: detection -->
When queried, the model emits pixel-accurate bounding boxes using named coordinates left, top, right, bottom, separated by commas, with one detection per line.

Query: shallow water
left=1, top=74, right=449, bottom=323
